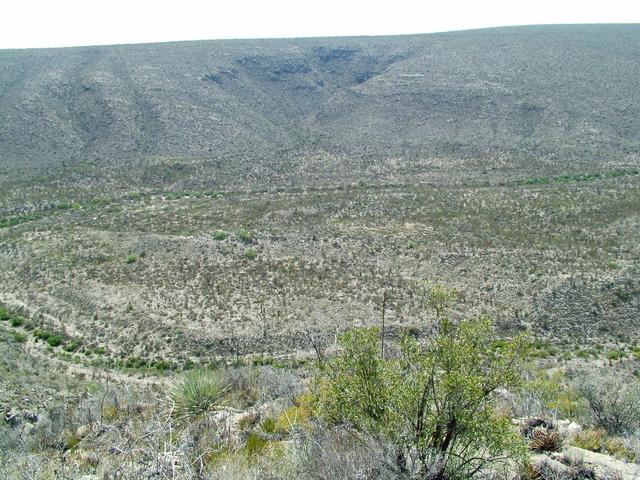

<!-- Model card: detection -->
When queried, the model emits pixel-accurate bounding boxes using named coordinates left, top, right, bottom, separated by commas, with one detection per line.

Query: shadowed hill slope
left=1, top=24, right=640, bottom=190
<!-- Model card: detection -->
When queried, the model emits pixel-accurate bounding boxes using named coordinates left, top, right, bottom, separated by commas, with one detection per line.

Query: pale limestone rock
left=556, top=419, right=582, bottom=440
left=531, top=454, right=571, bottom=476
left=565, top=446, right=640, bottom=480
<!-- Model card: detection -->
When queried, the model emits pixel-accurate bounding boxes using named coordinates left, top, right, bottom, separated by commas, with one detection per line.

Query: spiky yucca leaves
left=168, top=369, right=229, bottom=424
left=529, top=426, right=563, bottom=452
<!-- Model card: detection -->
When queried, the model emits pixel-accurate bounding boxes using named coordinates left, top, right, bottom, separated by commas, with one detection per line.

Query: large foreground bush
left=316, top=287, right=530, bottom=479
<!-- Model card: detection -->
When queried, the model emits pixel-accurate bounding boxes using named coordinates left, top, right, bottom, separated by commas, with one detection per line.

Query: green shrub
left=213, top=229, right=228, bottom=240
left=0, top=212, right=42, bottom=228
left=13, top=332, right=27, bottom=343
left=34, top=329, right=51, bottom=341
left=63, top=340, right=80, bottom=352
left=124, top=356, right=148, bottom=369
left=523, top=371, right=587, bottom=419
left=316, top=286, right=529, bottom=479
left=237, top=229, right=254, bottom=243
left=604, top=436, right=638, bottom=462
left=244, top=248, right=257, bottom=260
left=605, top=348, right=627, bottom=362
left=125, top=254, right=137, bottom=264
left=10, top=316, right=23, bottom=327
left=168, top=369, right=229, bottom=424
left=260, top=417, right=278, bottom=435
left=47, top=335, right=64, bottom=347
left=0, top=307, right=9, bottom=321
left=276, top=393, right=315, bottom=433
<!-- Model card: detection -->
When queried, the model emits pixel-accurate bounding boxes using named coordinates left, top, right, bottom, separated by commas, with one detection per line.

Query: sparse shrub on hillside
left=46, top=334, right=64, bottom=347
left=294, top=427, right=400, bottom=480
left=578, top=379, right=640, bottom=436
left=168, top=369, right=229, bottom=424
left=244, top=247, right=257, bottom=260
left=63, top=340, right=80, bottom=352
left=518, top=371, right=587, bottom=419
left=572, top=429, right=605, bottom=452
left=125, top=254, right=137, bottom=264
left=224, top=368, right=260, bottom=408
left=13, top=332, right=27, bottom=343
left=213, top=229, right=228, bottom=240
left=237, top=229, right=254, bottom=243
left=426, top=283, right=458, bottom=318
left=603, top=436, right=638, bottom=462
left=570, top=429, right=638, bottom=462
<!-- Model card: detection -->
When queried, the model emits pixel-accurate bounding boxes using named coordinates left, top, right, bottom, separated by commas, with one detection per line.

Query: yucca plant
left=168, top=369, right=229, bottom=424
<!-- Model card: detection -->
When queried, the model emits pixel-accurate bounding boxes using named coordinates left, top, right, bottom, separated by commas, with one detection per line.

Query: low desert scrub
left=237, top=229, right=254, bottom=243
left=570, top=429, right=638, bottom=462
left=291, top=427, right=401, bottom=480
left=578, top=378, right=640, bottom=436
left=515, top=371, right=587, bottom=420
left=521, top=456, right=598, bottom=480
left=275, top=391, right=314, bottom=434
left=213, top=229, right=228, bottom=240
left=244, top=247, right=257, bottom=259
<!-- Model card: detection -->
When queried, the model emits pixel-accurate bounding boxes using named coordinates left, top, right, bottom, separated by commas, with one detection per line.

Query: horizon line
left=1, top=22, right=638, bottom=52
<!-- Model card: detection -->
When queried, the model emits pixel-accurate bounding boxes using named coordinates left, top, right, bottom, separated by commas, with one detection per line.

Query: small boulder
left=4, top=408, right=21, bottom=428
left=23, top=411, right=38, bottom=423
left=531, top=454, right=571, bottom=477
left=76, top=424, right=92, bottom=439
left=556, top=420, right=581, bottom=437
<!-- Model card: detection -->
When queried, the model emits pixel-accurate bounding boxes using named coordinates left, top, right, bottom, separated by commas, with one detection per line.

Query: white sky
left=1, top=0, right=639, bottom=49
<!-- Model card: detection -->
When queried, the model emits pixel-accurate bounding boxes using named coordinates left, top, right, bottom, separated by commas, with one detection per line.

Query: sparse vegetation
left=237, top=229, right=254, bottom=243
left=244, top=247, right=257, bottom=259
left=213, top=229, right=228, bottom=240
left=1, top=23, right=640, bottom=480
left=578, top=379, right=640, bottom=436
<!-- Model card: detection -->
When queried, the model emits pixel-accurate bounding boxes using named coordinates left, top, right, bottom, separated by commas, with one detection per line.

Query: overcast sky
left=2, top=0, right=639, bottom=49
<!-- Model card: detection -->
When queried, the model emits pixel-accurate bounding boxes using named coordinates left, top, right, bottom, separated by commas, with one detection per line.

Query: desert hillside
left=1, top=24, right=640, bottom=480
left=1, top=24, right=639, bottom=189
left=1, top=24, right=639, bottom=362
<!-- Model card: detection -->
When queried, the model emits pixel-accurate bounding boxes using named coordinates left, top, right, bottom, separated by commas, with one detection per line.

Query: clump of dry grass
left=529, top=426, right=563, bottom=453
